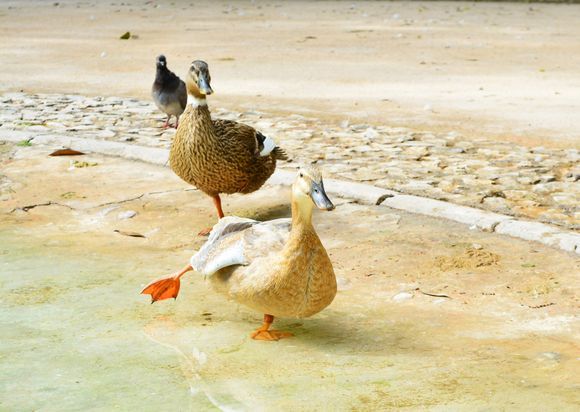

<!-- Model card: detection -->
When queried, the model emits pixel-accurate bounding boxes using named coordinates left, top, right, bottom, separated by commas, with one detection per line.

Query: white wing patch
left=190, top=216, right=258, bottom=275
left=190, top=216, right=292, bottom=278
left=197, top=239, right=247, bottom=276
left=259, top=135, right=276, bottom=156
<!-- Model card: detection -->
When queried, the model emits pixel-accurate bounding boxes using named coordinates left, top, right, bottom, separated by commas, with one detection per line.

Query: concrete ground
left=1, top=0, right=580, bottom=148
left=1, top=143, right=578, bottom=410
left=1, top=1, right=579, bottom=408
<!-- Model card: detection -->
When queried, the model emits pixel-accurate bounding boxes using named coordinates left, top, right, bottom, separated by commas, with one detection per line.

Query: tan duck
left=141, top=166, right=337, bottom=341
left=170, top=60, right=287, bottom=235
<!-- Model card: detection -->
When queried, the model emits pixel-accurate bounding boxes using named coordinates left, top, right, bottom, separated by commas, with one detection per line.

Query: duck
left=151, top=55, right=187, bottom=128
left=141, top=166, right=337, bottom=341
left=169, top=60, right=287, bottom=235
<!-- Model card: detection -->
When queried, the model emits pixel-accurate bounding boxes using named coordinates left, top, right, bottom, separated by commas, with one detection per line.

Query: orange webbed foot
left=141, top=275, right=181, bottom=303
left=250, top=314, right=292, bottom=341
left=250, top=329, right=293, bottom=341
left=198, top=227, right=212, bottom=237
left=141, top=265, right=192, bottom=303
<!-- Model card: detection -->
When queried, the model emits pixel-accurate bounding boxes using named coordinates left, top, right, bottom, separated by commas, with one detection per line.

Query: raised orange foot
left=141, top=275, right=181, bottom=302
left=140, top=264, right=192, bottom=303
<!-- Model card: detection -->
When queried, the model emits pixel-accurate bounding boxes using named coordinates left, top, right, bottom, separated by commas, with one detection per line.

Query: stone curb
left=2, top=130, right=578, bottom=255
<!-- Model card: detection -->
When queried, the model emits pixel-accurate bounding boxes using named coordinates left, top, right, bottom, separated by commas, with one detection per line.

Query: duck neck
left=185, top=90, right=213, bottom=142
left=290, top=189, right=314, bottom=232
left=188, top=94, right=209, bottom=109
left=186, top=78, right=209, bottom=108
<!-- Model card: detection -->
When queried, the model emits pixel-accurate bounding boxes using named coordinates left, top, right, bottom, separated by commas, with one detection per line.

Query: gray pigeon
left=151, top=55, right=187, bottom=128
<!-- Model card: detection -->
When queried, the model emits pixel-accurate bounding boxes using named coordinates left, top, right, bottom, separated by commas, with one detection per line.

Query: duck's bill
left=310, top=181, right=335, bottom=211
left=198, top=76, right=213, bottom=95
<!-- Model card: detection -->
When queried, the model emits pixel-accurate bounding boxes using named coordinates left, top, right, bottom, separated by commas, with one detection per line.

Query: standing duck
left=141, top=166, right=337, bottom=341
left=170, top=60, right=287, bottom=235
left=151, top=55, right=187, bottom=128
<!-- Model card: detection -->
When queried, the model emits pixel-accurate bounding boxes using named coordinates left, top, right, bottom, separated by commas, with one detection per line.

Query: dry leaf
left=49, top=148, right=85, bottom=156
left=72, top=160, right=98, bottom=168
left=114, top=229, right=146, bottom=238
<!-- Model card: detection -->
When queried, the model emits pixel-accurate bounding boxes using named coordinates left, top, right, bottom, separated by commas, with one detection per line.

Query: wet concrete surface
left=1, top=143, right=578, bottom=410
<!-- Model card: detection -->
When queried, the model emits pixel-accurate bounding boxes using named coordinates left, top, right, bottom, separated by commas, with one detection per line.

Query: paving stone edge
left=2, top=130, right=578, bottom=255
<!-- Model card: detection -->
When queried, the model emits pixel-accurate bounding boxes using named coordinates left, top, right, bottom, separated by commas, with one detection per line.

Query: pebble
left=336, top=276, right=351, bottom=291
left=1, top=92, right=577, bottom=230
left=117, top=210, right=137, bottom=219
left=392, top=292, right=413, bottom=302
left=97, top=130, right=116, bottom=139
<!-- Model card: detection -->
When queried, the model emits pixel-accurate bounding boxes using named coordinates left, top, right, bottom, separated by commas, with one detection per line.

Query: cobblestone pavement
left=1, top=92, right=578, bottom=230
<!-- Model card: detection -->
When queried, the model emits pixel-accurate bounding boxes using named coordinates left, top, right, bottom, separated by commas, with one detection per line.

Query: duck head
left=293, top=166, right=335, bottom=212
left=186, top=60, right=213, bottom=98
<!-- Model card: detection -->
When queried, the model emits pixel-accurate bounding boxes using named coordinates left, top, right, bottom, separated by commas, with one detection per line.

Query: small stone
left=392, top=292, right=413, bottom=302
left=538, top=352, right=560, bottom=361
left=26, top=125, right=50, bottom=132
left=97, top=129, right=116, bottom=138
left=482, top=197, right=511, bottom=214
left=118, top=210, right=137, bottom=219
left=540, top=175, right=556, bottom=183
left=336, top=276, right=351, bottom=291
left=363, top=127, right=379, bottom=139
left=353, top=145, right=372, bottom=153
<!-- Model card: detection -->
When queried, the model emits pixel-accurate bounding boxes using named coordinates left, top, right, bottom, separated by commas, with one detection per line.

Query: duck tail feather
left=272, top=147, right=289, bottom=161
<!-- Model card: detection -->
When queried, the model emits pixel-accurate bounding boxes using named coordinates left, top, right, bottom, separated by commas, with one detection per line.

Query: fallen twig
left=417, top=288, right=451, bottom=299
left=114, top=229, right=146, bottom=238
left=10, top=201, right=75, bottom=213
left=528, top=303, right=556, bottom=309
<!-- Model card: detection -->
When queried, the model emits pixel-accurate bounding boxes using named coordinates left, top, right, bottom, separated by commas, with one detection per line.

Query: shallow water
left=1, top=227, right=579, bottom=411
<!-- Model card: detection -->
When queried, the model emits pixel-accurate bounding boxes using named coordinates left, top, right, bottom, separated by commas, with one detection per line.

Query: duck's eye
left=314, top=189, right=319, bottom=193
left=299, top=173, right=303, bottom=177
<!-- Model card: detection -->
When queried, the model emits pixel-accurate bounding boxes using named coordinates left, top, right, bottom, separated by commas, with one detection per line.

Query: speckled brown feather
left=169, top=104, right=286, bottom=196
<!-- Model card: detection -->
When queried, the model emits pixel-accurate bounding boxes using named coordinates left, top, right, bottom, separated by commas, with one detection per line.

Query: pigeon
left=151, top=55, right=187, bottom=128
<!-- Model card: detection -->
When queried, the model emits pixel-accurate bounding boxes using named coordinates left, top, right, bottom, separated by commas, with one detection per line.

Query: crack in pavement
left=10, top=188, right=198, bottom=213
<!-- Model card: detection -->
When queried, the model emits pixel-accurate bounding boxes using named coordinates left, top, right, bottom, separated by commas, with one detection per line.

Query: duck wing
left=191, top=216, right=291, bottom=276
left=212, top=119, right=288, bottom=160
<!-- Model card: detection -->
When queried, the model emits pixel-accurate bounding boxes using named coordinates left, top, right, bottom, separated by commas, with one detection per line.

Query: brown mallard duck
left=169, top=60, right=287, bottom=235
left=141, top=166, right=337, bottom=341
